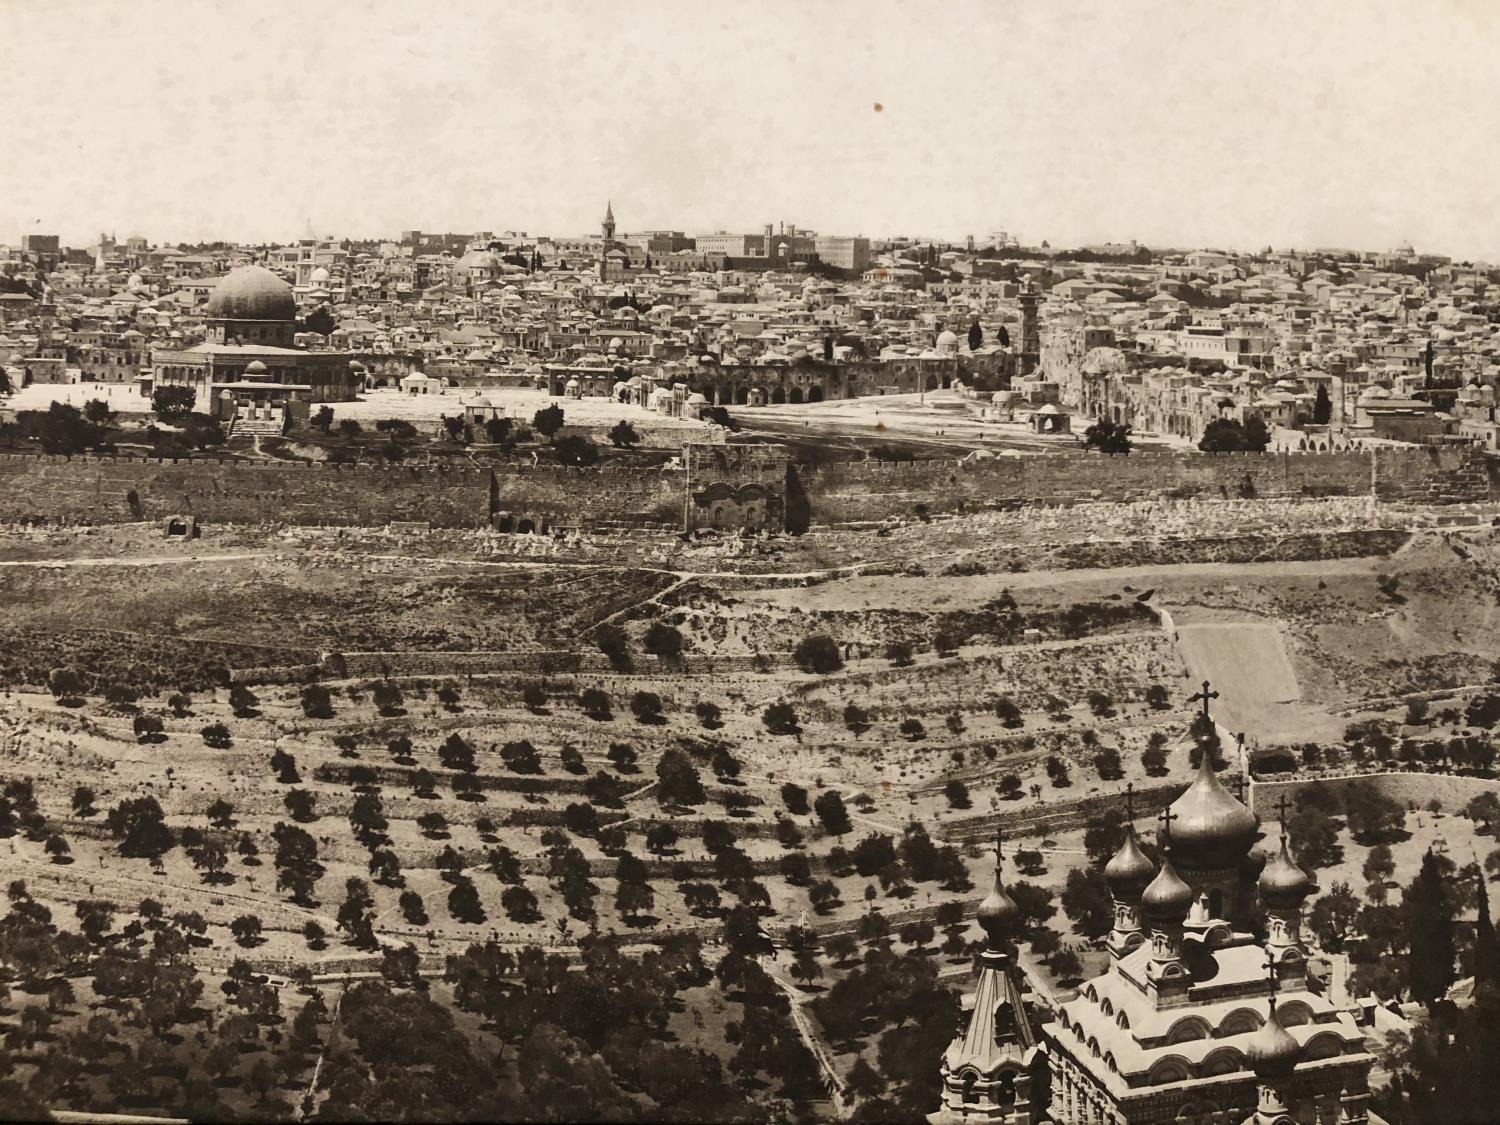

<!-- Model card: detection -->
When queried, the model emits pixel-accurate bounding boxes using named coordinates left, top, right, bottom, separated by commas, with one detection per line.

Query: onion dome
left=206, top=265, right=296, bottom=322
left=976, top=859, right=1020, bottom=949
left=1104, top=828, right=1157, bottom=898
left=1160, top=750, right=1258, bottom=871
left=1259, top=832, right=1314, bottom=909
left=1245, top=1003, right=1300, bottom=1079
left=1141, top=854, right=1194, bottom=923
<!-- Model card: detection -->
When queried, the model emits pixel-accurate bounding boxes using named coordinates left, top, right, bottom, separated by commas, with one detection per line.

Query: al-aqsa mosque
left=934, top=687, right=1376, bottom=1125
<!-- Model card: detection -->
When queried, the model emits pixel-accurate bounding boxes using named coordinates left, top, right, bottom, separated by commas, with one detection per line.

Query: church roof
left=943, top=950, right=1039, bottom=1076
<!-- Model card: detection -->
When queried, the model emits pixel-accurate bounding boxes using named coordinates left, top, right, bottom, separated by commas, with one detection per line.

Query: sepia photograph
left=1, top=0, right=1499, bottom=1121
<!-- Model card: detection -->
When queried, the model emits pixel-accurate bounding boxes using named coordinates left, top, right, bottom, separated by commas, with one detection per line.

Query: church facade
left=935, top=699, right=1376, bottom=1125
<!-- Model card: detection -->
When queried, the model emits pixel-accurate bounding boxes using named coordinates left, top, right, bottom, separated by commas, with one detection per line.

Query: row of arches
left=700, top=383, right=828, bottom=406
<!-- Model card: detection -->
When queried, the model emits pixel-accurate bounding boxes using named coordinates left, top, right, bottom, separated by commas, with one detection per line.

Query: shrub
left=793, top=634, right=844, bottom=674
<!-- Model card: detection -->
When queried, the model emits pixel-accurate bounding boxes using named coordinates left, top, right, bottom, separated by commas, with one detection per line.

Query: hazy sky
left=5, top=0, right=1499, bottom=256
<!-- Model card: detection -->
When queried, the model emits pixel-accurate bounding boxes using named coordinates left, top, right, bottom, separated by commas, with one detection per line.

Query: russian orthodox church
left=935, top=693, right=1376, bottom=1125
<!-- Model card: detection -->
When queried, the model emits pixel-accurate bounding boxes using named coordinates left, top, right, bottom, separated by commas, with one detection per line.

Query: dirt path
left=762, top=961, right=851, bottom=1118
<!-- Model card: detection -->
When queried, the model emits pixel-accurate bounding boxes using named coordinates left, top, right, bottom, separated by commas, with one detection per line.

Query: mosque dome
left=243, top=360, right=268, bottom=376
left=206, top=266, right=296, bottom=322
left=1160, top=751, right=1258, bottom=871
left=1258, top=832, right=1314, bottom=909
left=1245, top=1005, right=1300, bottom=1078
left=936, top=329, right=959, bottom=349
left=458, top=250, right=501, bottom=273
left=310, top=265, right=331, bottom=284
left=1104, top=828, right=1157, bottom=897
left=1141, top=855, right=1194, bottom=923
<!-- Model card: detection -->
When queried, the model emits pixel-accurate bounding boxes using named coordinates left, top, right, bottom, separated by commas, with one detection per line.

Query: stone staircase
left=229, top=416, right=284, bottom=438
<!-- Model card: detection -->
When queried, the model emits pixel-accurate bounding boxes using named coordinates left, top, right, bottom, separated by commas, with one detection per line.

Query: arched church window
left=961, top=1071, right=978, bottom=1104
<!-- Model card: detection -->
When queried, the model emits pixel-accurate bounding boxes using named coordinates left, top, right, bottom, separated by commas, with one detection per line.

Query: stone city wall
left=0, top=455, right=496, bottom=527
left=1250, top=770, right=1500, bottom=816
left=0, top=444, right=1493, bottom=530
left=797, top=446, right=1496, bottom=524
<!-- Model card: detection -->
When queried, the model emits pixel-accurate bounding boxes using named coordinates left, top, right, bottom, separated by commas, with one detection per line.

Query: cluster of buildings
left=4, top=216, right=1499, bottom=455
left=0, top=207, right=1046, bottom=436
left=1035, top=243, right=1500, bottom=452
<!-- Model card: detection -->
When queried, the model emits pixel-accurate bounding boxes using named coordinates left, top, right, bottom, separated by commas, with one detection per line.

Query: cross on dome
left=1274, top=794, right=1292, bottom=827
left=1189, top=680, right=1219, bottom=721
left=1157, top=804, right=1179, bottom=845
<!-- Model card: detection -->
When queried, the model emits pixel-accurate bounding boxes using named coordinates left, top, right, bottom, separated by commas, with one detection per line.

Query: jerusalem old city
left=0, top=1, right=1498, bottom=1122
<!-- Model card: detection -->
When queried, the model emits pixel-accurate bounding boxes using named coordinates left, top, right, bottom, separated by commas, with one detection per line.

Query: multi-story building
left=814, top=235, right=872, bottom=273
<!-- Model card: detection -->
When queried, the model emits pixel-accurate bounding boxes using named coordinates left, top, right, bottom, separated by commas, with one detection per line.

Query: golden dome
left=1141, top=854, right=1193, bottom=922
left=1159, top=751, right=1258, bottom=871
left=1104, top=828, right=1157, bottom=897
left=976, top=855, right=1019, bottom=947
left=1258, top=832, right=1314, bottom=908
left=1245, top=1004, right=1300, bottom=1077
left=206, top=265, right=296, bottom=323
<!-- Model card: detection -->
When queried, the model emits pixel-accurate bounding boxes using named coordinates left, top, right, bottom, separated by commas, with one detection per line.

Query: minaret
left=1259, top=797, right=1314, bottom=987
left=1141, top=808, right=1194, bottom=1004
left=1018, top=276, right=1042, bottom=377
left=602, top=201, right=616, bottom=242
left=1104, top=783, right=1157, bottom=961
left=931, top=834, right=1041, bottom=1125
left=1244, top=955, right=1301, bottom=1125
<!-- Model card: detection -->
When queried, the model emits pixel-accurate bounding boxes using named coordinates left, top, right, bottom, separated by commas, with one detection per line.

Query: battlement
left=0, top=443, right=1490, bottom=530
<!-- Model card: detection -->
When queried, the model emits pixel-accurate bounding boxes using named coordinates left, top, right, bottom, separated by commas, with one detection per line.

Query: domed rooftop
left=1159, top=744, right=1258, bottom=872
left=1104, top=827, right=1157, bottom=897
left=458, top=250, right=501, bottom=272
left=310, top=265, right=331, bottom=284
left=1258, top=830, right=1314, bottom=908
left=1141, top=854, right=1194, bottom=922
left=1245, top=1003, right=1300, bottom=1078
left=243, top=359, right=268, bottom=376
left=206, top=266, right=296, bottom=323
left=976, top=842, right=1019, bottom=948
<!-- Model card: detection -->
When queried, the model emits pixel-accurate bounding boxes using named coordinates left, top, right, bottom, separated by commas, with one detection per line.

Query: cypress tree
left=1407, top=849, right=1456, bottom=1006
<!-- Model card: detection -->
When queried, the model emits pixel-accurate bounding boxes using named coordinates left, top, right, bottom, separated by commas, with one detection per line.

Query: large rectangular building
left=814, top=235, right=872, bottom=272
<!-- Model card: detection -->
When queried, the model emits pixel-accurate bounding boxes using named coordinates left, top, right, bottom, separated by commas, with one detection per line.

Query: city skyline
left=6, top=0, right=1500, bottom=258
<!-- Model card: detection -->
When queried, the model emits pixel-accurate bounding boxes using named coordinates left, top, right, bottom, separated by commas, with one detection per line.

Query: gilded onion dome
left=1104, top=827, right=1157, bottom=898
left=976, top=861, right=1020, bottom=948
left=1245, top=1002, right=1301, bottom=1078
left=1258, top=831, right=1314, bottom=909
left=1141, top=853, right=1194, bottom=923
left=1159, top=748, right=1258, bottom=871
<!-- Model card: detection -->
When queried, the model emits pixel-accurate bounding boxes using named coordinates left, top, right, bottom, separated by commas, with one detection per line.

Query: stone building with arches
left=937, top=703, right=1376, bottom=1125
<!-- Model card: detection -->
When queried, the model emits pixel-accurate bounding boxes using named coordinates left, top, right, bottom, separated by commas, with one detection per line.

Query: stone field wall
left=0, top=444, right=1494, bottom=529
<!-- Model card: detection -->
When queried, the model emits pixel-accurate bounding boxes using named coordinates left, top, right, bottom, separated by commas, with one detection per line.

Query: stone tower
left=931, top=837, right=1044, bottom=1125
left=1018, top=279, right=1042, bottom=377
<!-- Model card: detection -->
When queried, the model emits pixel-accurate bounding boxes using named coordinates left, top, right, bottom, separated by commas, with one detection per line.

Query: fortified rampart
left=798, top=445, right=1495, bottom=523
left=0, top=444, right=1493, bottom=530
